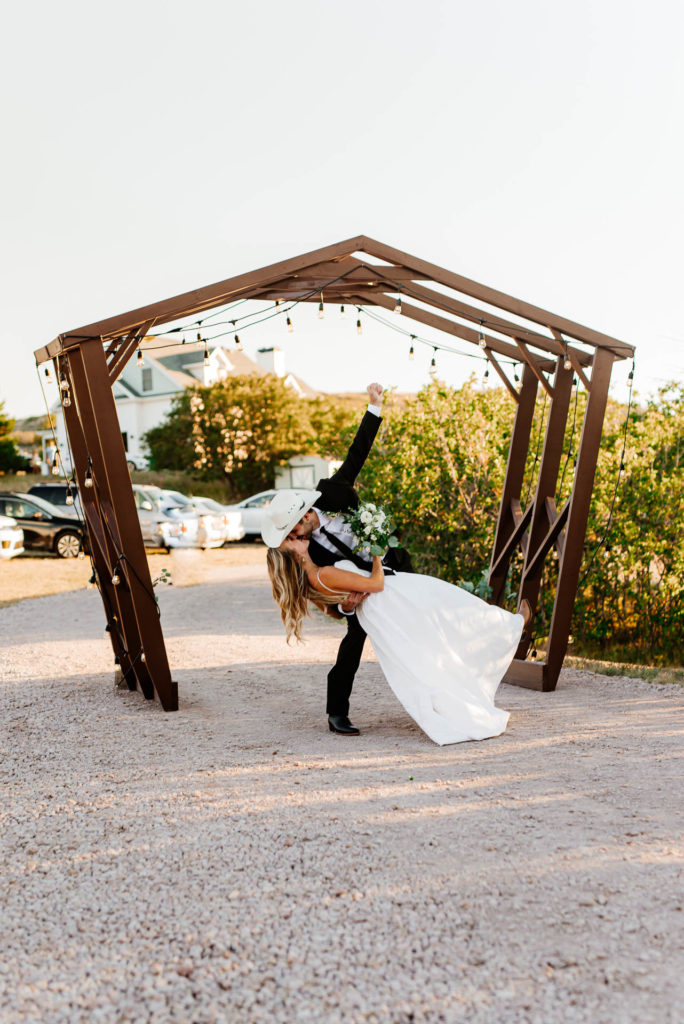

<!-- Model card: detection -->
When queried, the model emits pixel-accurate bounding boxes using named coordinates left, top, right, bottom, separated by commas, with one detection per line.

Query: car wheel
left=127, top=460, right=136, bottom=471
left=55, top=531, right=82, bottom=558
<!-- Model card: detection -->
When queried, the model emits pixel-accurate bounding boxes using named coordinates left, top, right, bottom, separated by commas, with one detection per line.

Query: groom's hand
left=367, top=382, right=384, bottom=406
left=339, top=591, right=369, bottom=614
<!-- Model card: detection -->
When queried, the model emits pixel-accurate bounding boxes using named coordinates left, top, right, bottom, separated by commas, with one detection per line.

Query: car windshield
left=15, top=493, right=64, bottom=517
left=162, top=490, right=193, bottom=507
left=197, top=498, right=223, bottom=512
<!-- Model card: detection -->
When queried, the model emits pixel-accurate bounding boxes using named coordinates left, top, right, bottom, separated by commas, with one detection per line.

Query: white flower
left=365, top=503, right=376, bottom=512
left=360, top=510, right=373, bottom=524
left=364, top=525, right=372, bottom=535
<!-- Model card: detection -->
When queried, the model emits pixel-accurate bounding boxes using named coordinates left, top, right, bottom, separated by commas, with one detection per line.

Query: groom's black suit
left=308, top=409, right=414, bottom=717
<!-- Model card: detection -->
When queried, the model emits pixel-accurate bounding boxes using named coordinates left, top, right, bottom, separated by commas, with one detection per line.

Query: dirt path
left=1, top=560, right=682, bottom=1023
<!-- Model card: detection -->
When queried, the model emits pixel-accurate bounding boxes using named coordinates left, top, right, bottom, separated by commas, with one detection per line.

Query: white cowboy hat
left=260, top=489, right=321, bottom=548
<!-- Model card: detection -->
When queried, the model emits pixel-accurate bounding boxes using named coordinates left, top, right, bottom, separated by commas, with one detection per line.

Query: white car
left=191, top=497, right=246, bottom=543
left=0, top=514, right=24, bottom=559
left=224, top=489, right=308, bottom=541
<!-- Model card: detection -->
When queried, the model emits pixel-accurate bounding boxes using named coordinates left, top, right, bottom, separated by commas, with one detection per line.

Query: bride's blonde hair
left=266, top=548, right=347, bottom=643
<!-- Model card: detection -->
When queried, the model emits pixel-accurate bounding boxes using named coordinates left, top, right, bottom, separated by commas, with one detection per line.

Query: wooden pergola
left=35, top=236, right=635, bottom=709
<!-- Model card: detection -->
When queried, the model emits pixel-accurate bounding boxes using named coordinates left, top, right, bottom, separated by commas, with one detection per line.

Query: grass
left=563, top=655, right=684, bottom=686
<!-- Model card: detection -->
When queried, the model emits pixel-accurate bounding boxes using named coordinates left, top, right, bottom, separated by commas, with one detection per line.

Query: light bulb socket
left=286, top=316, right=293, bottom=332
left=409, top=345, right=415, bottom=360
left=318, top=301, right=324, bottom=319
left=340, top=305, right=345, bottom=318
left=356, top=319, right=362, bottom=335
left=234, top=335, right=242, bottom=349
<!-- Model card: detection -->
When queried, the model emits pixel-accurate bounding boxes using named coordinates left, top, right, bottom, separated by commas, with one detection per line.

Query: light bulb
left=478, top=332, right=487, bottom=349
left=234, top=334, right=242, bottom=350
left=356, top=319, right=362, bottom=335
left=564, top=356, right=572, bottom=371
left=203, top=345, right=209, bottom=363
left=394, top=296, right=402, bottom=315
left=484, top=368, right=489, bottom=379
left=318, top=301, right=324, bottom=320
left=286, top=316, right=293, bottom=333
left=66, top=493, right=74, bottom=506
left=140, top=652, right=146, bottom=663
left=137, top=348, right=144, bottom=367
left=62, top=393, right=71, bottom=407
left=430, top=350, right=437, bottom=370
left=44, top=367, right=51, bottom=380
left=111, top=571, right=120, bottom=586
left=340, top=305, right=346, bottom=318
left=59, top=372, right=69, bottom=392
left=409, top=344, right=415, bottom=361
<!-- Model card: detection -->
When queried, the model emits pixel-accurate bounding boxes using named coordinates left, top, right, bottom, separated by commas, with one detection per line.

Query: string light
left=286, top=316, right=293, bottom=333
left=234, top=334, right=243, bottom=351
left=356, top=318, right=362, bottom=335
left=318, top=292, right=324, bottom=320
left=478, top=329, right=487, bottom=349
left=111, top=571, right=121, bottom=586
left=66, top=491, right=74, bottom=505
left=340, top=305, right=346, bottom=318
left=62, top=392, right=72, bottom=408
left=408, top=336, right=415, bottom=361
left=563, top=343, right=572, bottom=371
left=59, top=372, right=69, bottom=392
left=394, top=294, right=402, bottom=315
left=513, top=364, right=520, bottom=383
left=137, top=346, right=144, bottom=368
left=84, top=467, right=93, bottom=488
left=430, top=348, right=437, bottom=371
left=203, top=336, right=209, bottom=363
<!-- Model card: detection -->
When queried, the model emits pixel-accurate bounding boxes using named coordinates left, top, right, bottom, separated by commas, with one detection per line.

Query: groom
left=262, top=383, right=414, bottom=735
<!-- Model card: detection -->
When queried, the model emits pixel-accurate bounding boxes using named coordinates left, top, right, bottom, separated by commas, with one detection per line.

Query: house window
left=142, top=367, right=153, bottom=392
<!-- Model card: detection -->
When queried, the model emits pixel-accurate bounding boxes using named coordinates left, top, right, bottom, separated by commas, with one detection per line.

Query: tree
left=0, top=401, right=28, bottom=473
left=144, top=374, right=311, bottom=497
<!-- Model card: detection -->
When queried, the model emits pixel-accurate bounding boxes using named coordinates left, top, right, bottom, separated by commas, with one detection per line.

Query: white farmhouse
left=52, top=338, right=316, bottom=473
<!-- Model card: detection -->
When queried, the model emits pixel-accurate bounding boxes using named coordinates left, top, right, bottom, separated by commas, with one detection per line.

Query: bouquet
left=341, top=502, right=399, bottom=557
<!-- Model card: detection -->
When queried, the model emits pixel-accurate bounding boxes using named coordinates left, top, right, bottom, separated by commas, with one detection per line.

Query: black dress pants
left=326, top=613, right=367, bottom=717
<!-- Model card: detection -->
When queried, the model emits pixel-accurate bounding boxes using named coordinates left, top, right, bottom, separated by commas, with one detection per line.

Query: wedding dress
left=330, top=560, right=523, bottom=746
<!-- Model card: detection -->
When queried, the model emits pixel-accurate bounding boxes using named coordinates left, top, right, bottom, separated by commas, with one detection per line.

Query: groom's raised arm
left=331, top=383, right=383, bottom=487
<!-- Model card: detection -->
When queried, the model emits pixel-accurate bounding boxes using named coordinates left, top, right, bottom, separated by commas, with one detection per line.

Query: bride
left=267, top=539, right=530, bottom=746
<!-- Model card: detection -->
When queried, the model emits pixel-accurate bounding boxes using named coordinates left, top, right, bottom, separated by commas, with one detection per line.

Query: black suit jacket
left=309, top=410, right=413, bottom=574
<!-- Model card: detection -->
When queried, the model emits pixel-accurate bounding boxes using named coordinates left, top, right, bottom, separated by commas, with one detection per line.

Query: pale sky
left=2, top=0, right=683, bottom=420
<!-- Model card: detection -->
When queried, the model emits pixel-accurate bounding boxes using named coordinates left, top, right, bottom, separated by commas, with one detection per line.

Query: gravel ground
left=1, top=560, right=683, bottom=1024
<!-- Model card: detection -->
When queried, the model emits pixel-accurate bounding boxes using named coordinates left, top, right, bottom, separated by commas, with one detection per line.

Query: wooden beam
left=359, top=236, right=634, bottom=358
left=514, top=357, right=575, bottom=657
left=488, top=362, right=539, bottom=605
left=550, top=329, right=592, bottom=391
left=54, top=236, right=368, bottom=344
left=514, top=338, right=554, bottom=397
left=489, top=501, right=534, bottom=577
left=544, top=348, right=616, bottom=689
left=502, top=658, right=548, bottom=691
left=354, top=290, right=557, bottom=372
left=486, top=350, right=519, bottom=402
left=523, top=498, right=571, bottom=579
left=382, top=278, right=593, bottom=367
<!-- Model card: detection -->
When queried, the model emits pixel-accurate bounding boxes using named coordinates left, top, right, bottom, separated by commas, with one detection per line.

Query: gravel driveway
left=1, top=561, right=682, bottom=1023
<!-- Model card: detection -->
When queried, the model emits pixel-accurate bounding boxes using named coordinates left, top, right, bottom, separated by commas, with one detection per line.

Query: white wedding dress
left=333, top=560, right=523, bottom=746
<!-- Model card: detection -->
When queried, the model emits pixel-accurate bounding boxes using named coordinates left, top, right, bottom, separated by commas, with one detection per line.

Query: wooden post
left=489, top=362, right=538, bottom=604
left=515, top=357, right=575, bottom=657
left=544, top=348, right=615, bottom=688
left=66, top=340, right=177, bottom=710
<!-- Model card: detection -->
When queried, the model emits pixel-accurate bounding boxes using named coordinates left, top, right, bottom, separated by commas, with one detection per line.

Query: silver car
left=224, top=489, right=308, bottom=541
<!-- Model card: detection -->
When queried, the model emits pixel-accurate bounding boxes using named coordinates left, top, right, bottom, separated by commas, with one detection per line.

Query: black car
left=0, top=492, right=87, bottom=558
left=28, top=481, right=83, bottom=517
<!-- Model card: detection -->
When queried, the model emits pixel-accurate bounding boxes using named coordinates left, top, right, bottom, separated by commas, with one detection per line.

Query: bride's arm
left=309, top=555, right=385, bottom=595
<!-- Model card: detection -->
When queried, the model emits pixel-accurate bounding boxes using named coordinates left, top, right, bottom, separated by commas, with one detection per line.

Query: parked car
left=224, top=489, right=308, bottom=540
left=133, top=486, right=202, bottom=548
left=187, top=497, right=246, bottom=544
left=0, top=493, right=87, bottom=558
left=125, top=453, right=149, bottom=472
left=0, top=514, right=24, bottom=559
left=28, top=482, right=83, bottom=517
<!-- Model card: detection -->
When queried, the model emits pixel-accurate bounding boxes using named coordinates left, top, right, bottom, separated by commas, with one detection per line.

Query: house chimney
left=256, top=346, right=286, bottom=377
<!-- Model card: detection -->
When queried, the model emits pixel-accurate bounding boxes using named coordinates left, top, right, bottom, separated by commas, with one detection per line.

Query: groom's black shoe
left=328, top=715, right=360, bottom=735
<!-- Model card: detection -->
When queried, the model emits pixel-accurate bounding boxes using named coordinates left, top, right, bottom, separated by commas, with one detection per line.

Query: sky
left=1, top=0, right=683, bottom=420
